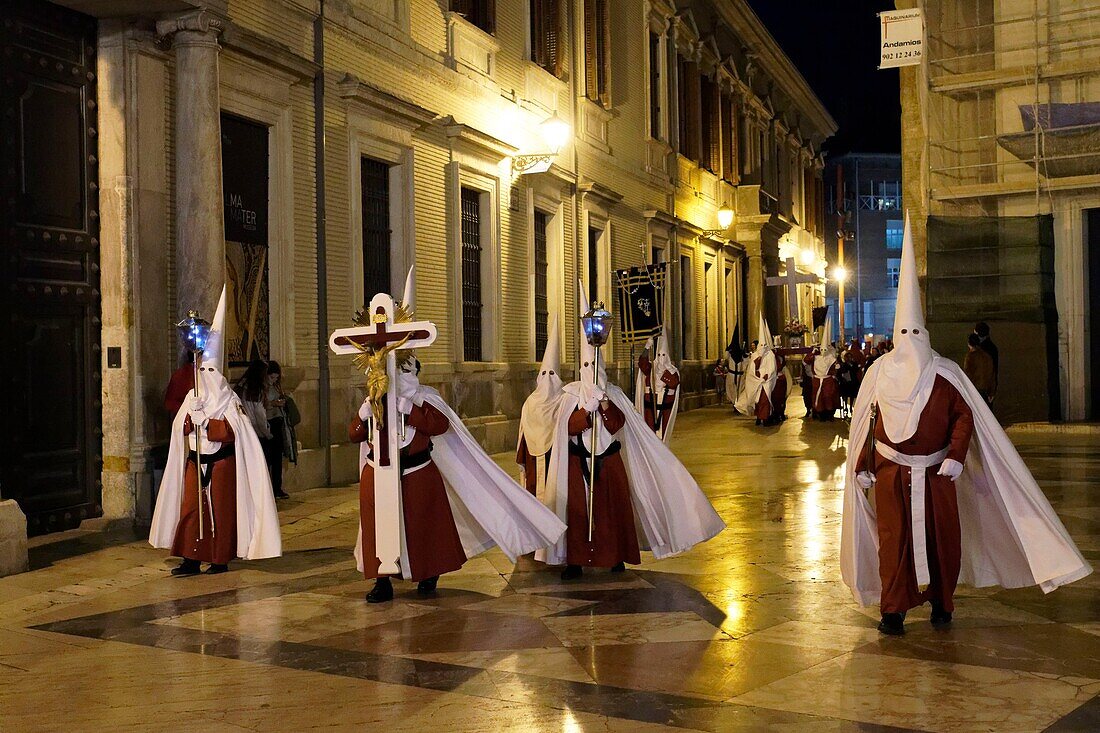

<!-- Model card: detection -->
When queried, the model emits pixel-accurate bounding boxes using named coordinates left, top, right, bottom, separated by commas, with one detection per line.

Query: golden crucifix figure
left=352, top=333, right=412, bottom=428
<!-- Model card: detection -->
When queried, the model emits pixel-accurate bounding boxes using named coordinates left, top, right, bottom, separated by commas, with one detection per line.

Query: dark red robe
left=637, top=355, right=679, bottom=435
left=515, top=435, right=549, bottom=496
left=350, top=403, right=467, bottom=581
left=171, top=416, right=238, bottom=565
left=565, top=402, right=641, bottom=568
left=810, top=357, right=842, bottom=416
left=857, top=376, right=974, bottom=614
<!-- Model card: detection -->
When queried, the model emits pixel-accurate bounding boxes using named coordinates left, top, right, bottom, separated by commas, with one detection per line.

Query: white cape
left=841, top=356, right=1092, bottom=605
left=539, top=384, right=725, bottom=565
left=735, top=351, right=777, bottom=417
left=355, top=386, right=567, bottom=578
left=723, top=355, right=741, bottom=405
left=150, top=396, right=282, bottom=560
left=633, top=364, right=680, bottom=445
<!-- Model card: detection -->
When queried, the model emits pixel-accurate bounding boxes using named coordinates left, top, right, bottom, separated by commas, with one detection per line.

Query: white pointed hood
left=574, top=283, right=607, bottom=397
left=195, top=285, right=234, bottom=419
left=395, top=265, right=421, bottom=395
left=814, top=317, right=837, bottom=379
left=401, top=264, right=416, bottom=310
left=874, top=212, right=937, bottom=442
left=519, top=314, right=565, bottom=456
left=756, top=313, right=773, bottom=356
left=652, top=326, right=678, bottom=379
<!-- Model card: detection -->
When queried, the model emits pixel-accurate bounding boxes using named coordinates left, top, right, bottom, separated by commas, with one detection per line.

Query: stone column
left=157, top=10, right=225, bottom=317
left=746, top=253, right=764, bottom=340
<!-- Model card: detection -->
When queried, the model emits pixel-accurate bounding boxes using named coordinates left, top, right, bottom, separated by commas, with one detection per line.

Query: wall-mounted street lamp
left=800, top=248, right=817, bottom=267
left=512, top=112, right=570, bottom=175
left=830, top=265, right=849, bottom=283
left=699, top=206, right=734, bottom=237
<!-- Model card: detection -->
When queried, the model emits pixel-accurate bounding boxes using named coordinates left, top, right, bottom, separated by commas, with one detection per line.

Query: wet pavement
left=1, top=399, right=1098, bottom=732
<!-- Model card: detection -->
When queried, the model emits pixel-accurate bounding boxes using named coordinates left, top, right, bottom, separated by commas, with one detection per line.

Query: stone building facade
left=2, top=0, right=834, bottom=538
left=898, top=0, right=1100, bottom=423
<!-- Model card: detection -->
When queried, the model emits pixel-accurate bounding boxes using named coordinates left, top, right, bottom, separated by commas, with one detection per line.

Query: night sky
left=746, top=0, right=901, bottom=155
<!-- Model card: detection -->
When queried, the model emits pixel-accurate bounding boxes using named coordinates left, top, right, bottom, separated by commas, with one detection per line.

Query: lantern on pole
left=580, top=301, right=612, bottom=541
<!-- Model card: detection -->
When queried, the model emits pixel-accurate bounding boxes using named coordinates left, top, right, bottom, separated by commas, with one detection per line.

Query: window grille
left=460, top=187, right=483, bottom=361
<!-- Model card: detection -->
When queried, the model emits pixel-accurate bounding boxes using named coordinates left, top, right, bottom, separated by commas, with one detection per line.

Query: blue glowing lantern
left=581, top=302, right=613, bottom=348
left=176, top=310, right=212, bottom=354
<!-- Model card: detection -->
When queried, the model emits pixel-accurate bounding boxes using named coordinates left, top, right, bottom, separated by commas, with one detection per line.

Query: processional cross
left=765, top=257, right=820, bottom=327
left=329, top=292, right=437, bottom=575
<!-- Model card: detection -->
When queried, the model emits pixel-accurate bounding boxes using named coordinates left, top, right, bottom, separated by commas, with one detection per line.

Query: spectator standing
left=963, top=333, right=996, bottom=404
left=264, top=361, right=295, bottom=499
left=974, top=321, right=999, bottom=402
left=235, top=360, right=281, bottom=496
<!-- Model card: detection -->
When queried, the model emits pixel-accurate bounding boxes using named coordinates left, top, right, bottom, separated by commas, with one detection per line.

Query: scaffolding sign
left=879, top=9, right=925, bottom=69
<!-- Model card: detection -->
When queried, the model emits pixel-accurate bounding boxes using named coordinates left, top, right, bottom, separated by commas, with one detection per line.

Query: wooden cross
left=329, top=292, right=437, bottom=576
left=765, top=257, right=820, bottom=322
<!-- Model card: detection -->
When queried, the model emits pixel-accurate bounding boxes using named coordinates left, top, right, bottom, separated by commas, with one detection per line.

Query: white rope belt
left=875, top=442, right=949, bottom=587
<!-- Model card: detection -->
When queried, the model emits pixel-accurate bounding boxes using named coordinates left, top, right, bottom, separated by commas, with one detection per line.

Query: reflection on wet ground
left=1, top=403, right=1098, bottom=732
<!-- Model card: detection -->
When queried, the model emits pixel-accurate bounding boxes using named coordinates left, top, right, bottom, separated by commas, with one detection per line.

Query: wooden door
left=0, top=0, right=101, bottom=534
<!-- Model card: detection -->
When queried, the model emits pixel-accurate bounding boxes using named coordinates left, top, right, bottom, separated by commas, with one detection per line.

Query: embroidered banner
left=614, top=264, right=667, bottom=343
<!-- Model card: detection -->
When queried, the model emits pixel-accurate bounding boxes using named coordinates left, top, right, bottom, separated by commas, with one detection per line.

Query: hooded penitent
left=634, top=327, right=681, bottom=444
left=353, top=268, right=566, bottom=578
left=841, top=213, right=1091, bottom=604
left=517, top=314, right=566, bottom=498
left=538, top=284, right=725, bottom=565
left=150, top=286, right=282, bottom=560
left=734, top=313, right=778, bottom=416
left=813, top=318, right=838, bottom=402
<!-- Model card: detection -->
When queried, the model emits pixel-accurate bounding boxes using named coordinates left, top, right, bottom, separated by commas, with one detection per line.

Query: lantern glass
left=176, top=311, right=212, bottom=353
left=581, top=303, right=613, bottom=347
left=540, top=113, right=571, bottom=154
left=716, top=206, right=734, bottom=230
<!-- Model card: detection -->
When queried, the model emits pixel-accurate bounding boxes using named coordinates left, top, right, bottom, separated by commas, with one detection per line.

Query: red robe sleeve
left=349, top=417, right=369, bottom=444
left=407, top=402, right=450, bottom=436
left=946, top=384, right=974, bottom=464
left=516, top=434, right=530, bottom=466
left=183, top=415, right=234, bottom=443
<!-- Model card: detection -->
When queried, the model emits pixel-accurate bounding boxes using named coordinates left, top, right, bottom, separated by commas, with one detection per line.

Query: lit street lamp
left=512, top=112, right=571, bottom=174
left=700, top=206, right=734, bottom=237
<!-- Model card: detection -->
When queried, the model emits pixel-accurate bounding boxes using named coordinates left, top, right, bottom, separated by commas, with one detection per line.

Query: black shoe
left=204, top=563, right=229, bottom=575
left=755, top=418, right=762, bottom=426
left=417, top=576, right=440, bottom=596
left=930, top=604, right=953, bottom=628
left=610, top=562, right=626, bottom=573
left=366, top=577, right=394, bottom=603
left=560, top=564, right=583, bottom=580
left=171, top=559, right=201, bottom=577
left=274, top=490, right=290, bottom=500
left=877, top=612, right=905, bottom=636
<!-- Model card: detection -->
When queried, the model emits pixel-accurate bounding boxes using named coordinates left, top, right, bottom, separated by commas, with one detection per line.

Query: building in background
left=0, top=0, right=833, bottom=541
left=825, top=153, right=902, bottom=345
left=899, top=0, right=1100, bottom=423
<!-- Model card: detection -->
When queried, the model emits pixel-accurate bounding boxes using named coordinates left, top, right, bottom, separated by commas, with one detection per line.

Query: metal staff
left=177, top=311, right=213, bottom=541
left=581, top=302, right=613, bottom=543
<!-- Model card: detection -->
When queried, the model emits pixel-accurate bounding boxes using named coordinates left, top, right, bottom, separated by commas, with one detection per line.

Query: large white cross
left=765, top=257, right=819, bottom=322
left=329, top=293, right=437, bottom=576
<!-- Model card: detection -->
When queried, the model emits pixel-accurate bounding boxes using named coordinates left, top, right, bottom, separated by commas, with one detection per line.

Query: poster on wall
left=221, top=113, right=271, bottom=367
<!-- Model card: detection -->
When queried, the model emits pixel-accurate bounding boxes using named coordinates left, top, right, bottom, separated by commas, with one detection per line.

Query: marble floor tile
left=460, top=592, right=597, bottom=617
left=733, top=651, right=1100, bottom=733
left=855, top=622, right=1100, bottom=680
left=541, top=611, right=725, bottom=647
left=405, top=646, right=596, bottom=684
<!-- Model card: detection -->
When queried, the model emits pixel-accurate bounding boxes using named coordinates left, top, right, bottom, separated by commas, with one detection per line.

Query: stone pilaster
left=157, top=10, right=226, bottom=317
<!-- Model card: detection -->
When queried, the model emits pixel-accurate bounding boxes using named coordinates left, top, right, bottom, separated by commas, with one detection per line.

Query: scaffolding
left=924, top=0, right=1100, bottom=209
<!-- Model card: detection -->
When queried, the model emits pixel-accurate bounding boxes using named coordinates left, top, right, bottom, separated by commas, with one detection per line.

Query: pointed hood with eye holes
left=874, top=212, right=937, bottom=443
left=194, top=285, right=235, bottom=420
left=573, top=283, right=608, bottom=403
left=519, top=314, right=564, bottom=457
